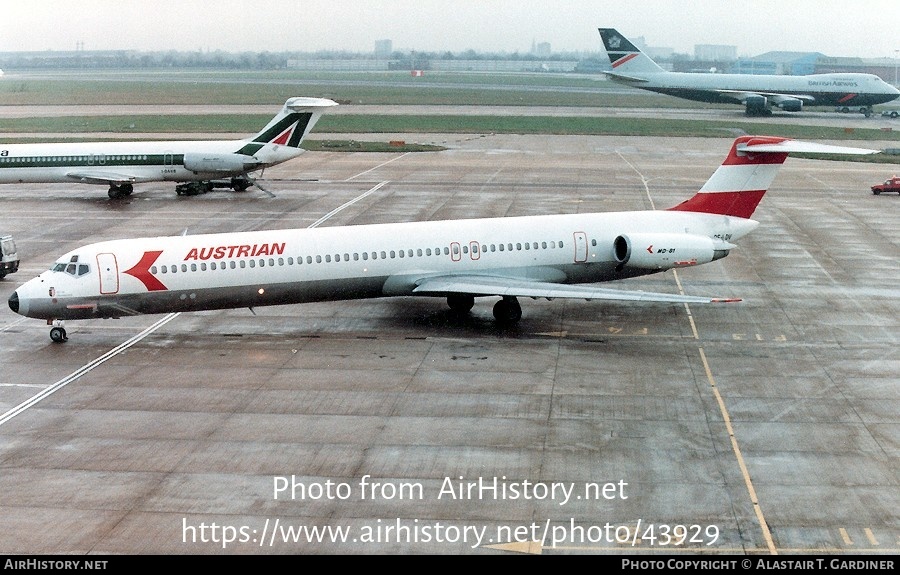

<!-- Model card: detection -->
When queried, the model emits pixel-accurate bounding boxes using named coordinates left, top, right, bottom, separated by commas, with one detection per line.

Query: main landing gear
left=108, top=183, right=134, bottom=199
left=492, top=296, right=522, bottom=324
left=175, top=177, right=253, bottom=196
left=48, top=320, right=68, bottom=343
left=446, top=295, right=523, bottom=324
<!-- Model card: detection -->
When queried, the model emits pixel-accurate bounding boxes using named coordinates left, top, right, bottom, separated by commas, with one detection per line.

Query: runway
left=0, top=133, right=897, bottom=554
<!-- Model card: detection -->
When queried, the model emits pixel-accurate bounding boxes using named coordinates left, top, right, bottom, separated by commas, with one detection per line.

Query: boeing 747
left=598, top=28, right=899, bottom=116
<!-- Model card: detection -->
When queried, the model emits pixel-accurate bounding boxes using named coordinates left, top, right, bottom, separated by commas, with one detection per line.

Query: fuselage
left=9, top=210, right=756, bottom=321
left=617, top=72, right=899, bottom=107
left=0, top=139, right=305, bottom=185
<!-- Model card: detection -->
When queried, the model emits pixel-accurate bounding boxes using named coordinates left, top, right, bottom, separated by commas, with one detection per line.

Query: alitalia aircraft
left=599, top=28, right=899, bottom=116
left=0, top=97, right=337, bottom=198
left=8, top=136, right=877, bottom=342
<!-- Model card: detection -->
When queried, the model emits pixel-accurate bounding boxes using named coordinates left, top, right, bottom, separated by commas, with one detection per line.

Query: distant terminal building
left=732, top=52, right=823, bottom=75
left=374, top=39, right=392, bottom=57
left=532, top=41, right=552, bottom=57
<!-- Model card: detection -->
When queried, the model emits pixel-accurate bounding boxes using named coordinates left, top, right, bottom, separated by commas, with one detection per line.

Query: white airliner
left=9, top=136, right=877, bottom=342
left=599, top=28, right=900, bottom=116
left=0, top=97, right=337, bottom=198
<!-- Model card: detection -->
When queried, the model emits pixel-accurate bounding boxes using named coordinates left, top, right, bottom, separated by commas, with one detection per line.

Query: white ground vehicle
left=0, top=235, right=19, bottom=279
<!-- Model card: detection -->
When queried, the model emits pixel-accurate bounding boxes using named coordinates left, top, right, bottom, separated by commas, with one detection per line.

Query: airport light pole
left=895, top=49, right=898, bottom=87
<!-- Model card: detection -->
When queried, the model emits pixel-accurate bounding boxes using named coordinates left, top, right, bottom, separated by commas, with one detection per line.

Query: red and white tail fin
left=668, top=136, right=879, bottom=219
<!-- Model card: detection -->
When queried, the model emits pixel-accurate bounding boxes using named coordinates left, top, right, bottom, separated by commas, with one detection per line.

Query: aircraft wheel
left=493, top=297, right=522, bottom=324
left=108, top=188, right=123, bottom=199
left=50, top=327, right=68, bottom=343
left=447, top=294, right=475, bottom=313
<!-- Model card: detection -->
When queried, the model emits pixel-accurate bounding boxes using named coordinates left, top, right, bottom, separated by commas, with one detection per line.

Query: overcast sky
left=0, top=0, right=897, bottom=59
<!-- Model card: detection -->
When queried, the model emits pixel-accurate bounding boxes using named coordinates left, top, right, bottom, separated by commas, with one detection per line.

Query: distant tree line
left=0, top=48, right=603, bottom=70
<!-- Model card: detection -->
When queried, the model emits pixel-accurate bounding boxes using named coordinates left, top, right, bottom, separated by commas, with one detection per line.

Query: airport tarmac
left=0, top=132, right=897, bottom=555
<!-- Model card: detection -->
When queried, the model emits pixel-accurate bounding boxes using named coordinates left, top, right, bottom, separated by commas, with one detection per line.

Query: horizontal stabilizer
left=738, top=140, right=880, bottom=155
left=413, top=275, right=739, bottom=304
left=284, top=97, right=340, bottom=112
left=604, top=71, right=650, bottom=83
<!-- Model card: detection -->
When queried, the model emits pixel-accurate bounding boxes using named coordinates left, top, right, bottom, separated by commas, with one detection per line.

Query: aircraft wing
left=412, top=274, right=739, bottom=304
left=65, top=170, right=149, bottom=186
left=715, top=89, right=817, bottom=104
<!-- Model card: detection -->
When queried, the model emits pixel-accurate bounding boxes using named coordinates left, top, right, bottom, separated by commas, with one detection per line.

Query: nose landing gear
left=48, top=320, right=68, bottom=343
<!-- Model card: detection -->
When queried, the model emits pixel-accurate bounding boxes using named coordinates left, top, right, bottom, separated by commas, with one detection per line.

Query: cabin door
left=573, top=231, right=588, bottom=263
left=97, top=252, right=119, bottom=294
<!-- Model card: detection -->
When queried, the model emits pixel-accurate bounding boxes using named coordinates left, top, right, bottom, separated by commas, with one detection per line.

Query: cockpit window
left=51, top=255, right=90, bottom=277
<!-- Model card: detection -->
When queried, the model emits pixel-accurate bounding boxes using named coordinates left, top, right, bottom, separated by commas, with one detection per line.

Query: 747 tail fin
left=598, top=28, right=667, bottom=77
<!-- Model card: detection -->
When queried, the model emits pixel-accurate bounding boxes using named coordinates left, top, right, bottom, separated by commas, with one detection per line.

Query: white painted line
left=309, top=181, right=389, bottom=228
left=0, top=312, right=181, bottom=427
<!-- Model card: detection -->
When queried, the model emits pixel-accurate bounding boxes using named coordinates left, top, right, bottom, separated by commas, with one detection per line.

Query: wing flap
left=65, top=171, right=148, bottom=185
left=412, top=275, right=739, bottom=304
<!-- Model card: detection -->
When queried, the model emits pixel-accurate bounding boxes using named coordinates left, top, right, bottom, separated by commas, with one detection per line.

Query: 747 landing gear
left=49, top=320, right=68, bottom=343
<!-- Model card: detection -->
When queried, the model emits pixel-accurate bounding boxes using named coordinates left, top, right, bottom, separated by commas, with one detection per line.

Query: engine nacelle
left=613, top=233, right=731, bottom=271
left=744, top=95, right=769, bottom=115
left=183, top=153, right=261, bottom=175
left=777, top=98, right=803, bottom=112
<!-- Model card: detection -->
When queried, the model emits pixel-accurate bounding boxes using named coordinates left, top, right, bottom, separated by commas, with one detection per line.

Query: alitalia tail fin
left=598, top=28, right=667, bottom=77
left=237, top=97, right=338, bottom=154
left=668, top=136, right=879, bottom=219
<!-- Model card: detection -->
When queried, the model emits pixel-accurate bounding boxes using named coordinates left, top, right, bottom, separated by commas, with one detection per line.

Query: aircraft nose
left=8, top=290, right=19, bottom=314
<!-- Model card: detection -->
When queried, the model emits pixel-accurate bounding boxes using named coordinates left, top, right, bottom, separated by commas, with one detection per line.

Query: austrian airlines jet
left=0, top=97, right=337, bottom=198
left=599, top=28, right=900, bottom=116
left=8, top=136, right=877, bottom=342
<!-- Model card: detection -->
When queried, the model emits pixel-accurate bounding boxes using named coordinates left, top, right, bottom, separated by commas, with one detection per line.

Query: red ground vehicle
left=871, top=176, right=900, bottom=195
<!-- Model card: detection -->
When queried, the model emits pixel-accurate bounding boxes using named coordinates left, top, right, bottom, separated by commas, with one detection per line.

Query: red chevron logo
left=270, top=121, right=297, bottom=145
left=123, top=251, right=167, bottom=292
